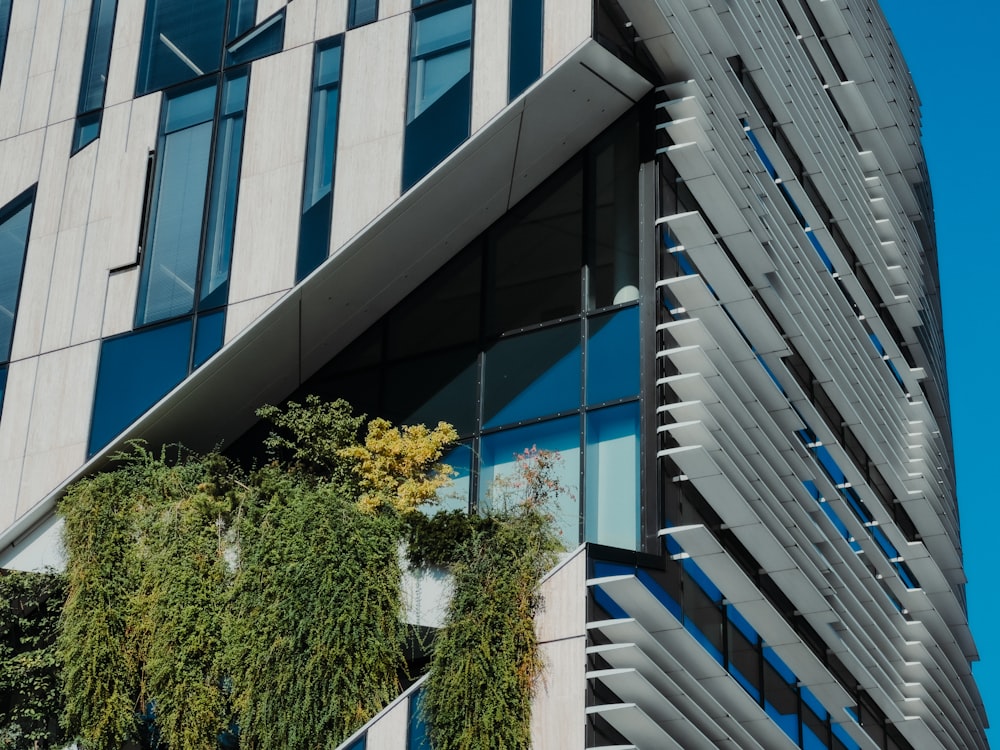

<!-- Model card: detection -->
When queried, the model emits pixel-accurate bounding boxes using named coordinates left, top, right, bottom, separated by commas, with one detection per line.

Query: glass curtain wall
left=0, top=187, right=36, bottom=421
left=277, top=110, right=646, bottom=550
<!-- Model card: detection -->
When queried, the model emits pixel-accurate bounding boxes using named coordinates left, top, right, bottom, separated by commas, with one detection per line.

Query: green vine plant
left=0, top=569, right=67, bottom=750
left=47, top=398, right=563, bottom=750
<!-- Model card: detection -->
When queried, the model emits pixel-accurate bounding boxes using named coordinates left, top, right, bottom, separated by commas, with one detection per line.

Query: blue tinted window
left=349, top=0, right=378, bottom=27
left=403, top=0, right=472, bottom=189
left=384, top=347, right=478, bottom=435
left=585, top=402, right=639, bottom=550
left=586, top=306, right=638, bottom=404
left=72, top=111, right=102, bottom=152
left=227, top=0, right=257, bottom=42
left=226, top=9, right=285, bottom=67
left=89, top=317, right=194, bottom=454
left=136, top=0, right=227, bottom=95
left=508, top=0, right=542, bottom=99
left=480, top=416, right=580, bottom=543
left=297, top=38, right=343, bottom=281
left=0, top=188, right=35, bottom=362
left=193, top=309, right=226, bottom=368
left=432, top=442, right=473, bottom=513
left=483, top=322, right=581, bottom=429
left=77, top=0, right=117, bottom=113
left=407, top=688, right=430, bottom=750
left=0, top=0, right=11, bottom=81
left=0, top=366, right=7, bottom=418
left=200, top=70, right=249, bottom=309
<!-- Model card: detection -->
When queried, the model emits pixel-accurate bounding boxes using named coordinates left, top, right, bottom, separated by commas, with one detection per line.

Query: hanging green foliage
left=421, top=447, right=564, bottom=750
left=0, top=569, right=67, bottom=750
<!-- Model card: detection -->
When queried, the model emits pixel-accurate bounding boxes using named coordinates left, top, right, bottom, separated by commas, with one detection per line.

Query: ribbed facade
left=0, top=0, right=986, bottom=748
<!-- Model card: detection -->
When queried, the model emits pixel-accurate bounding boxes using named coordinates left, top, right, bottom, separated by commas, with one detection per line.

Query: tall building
left=0, top=0, right=987, bottom=747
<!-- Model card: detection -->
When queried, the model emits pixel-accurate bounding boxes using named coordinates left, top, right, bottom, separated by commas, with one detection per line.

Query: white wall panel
left=0, top=458, right=23, bottom=530
left=315, top=0, right=348, bottom=40
left=471, top=0, right=510, bottom=132
left=379, top=0, right=410, bottom=21
left=531, top=637, right=586, bottom=750
left=48, top=0, right=90, bottom=126
left=19, top=0, right=66, bottom=133
left=102, top=268, right=140, bottom=338
left=0, top=131, right=43, bottom=204
left=0, top=357, right=37, bottom=463
left=536, top=550, right=586, bottom=643
left=284, top=0, right=318, bottom=50
left=543, top=0, right=592, bottom=72
left=364, top=694, right=410, bottom=750
left=257, top=0, right=287, bottom=24
left=228, top=47, right=312, bottom=303
left=329, top=16, right=407, bottom=252
left=223, top=291, right=286, bottom=344
left=104, top=0, right=145, bottom=108
left=9, top=234, right=54, bottom=363
left=41, top=226, right=88, bottom=351
left=0, top=0, right=38, bottom=138
left=15, top=343, right=97, bottom=515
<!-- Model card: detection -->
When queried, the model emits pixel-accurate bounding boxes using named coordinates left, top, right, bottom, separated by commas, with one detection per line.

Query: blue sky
left=879, top=0, right=998, bottom=742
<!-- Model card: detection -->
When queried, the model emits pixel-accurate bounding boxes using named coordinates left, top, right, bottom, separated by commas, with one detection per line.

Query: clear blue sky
left=879, top=0, right=998, bottom=742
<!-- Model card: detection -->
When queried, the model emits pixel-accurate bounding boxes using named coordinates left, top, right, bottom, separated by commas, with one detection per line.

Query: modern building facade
left=0, top=0, right=988, bottom=747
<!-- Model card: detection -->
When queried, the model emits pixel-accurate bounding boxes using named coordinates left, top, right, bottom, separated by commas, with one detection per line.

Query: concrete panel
left=543, top=0, right=592, bottom=72
left=18, top=442, right=87, bottom=518
left=257, top=0, right=286, bottom=24
left=9, top=233, right=54, bottom=362
left=0, top=357, right=37, bottom=461
left=329, top=15, right=408, bottom=251
left=223, top=291, right=286, bottom=344
left=48, top=0, right=90, bottom=125
left=41, top=225, right=88, bottom=352
left=25, top=343, right=97, bottom=456
left=471, top=0, right=510, bottom=133
left=102, top=267, right=140, bottom=338
left=380, top=0, right=410, bottom=20
left=0, top=458, right=22, bottom=530
left=531, top=637, right=586, bottom=750
left=29, top=120, right=74, bottom=239
left=536, top=549, right=587, bottom=643
left=315, top=0, right=348, bottom=39
left=365, top=694, right=410, bottom=750
left=0, top=0, right=38, bottom=139
left=229, top=48, right=312, bottom=303
left=284, top=0, right=318, bottom=50
left=0, top=131, right=44, bottom=205
left=19, top=0, right=66, bottom=133
left=104, top=0, right=145, bottom=108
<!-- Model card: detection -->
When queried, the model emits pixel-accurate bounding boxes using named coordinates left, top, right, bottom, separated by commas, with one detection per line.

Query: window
left=73, top=0, right=118, bottom=152
left=403, top=0, right=473, bottom=189
left=297, top=38, right=343, bottom=281
left=508, top=0, right=542, bottom=99
left=348, top=0, right=378, bottom=28
left=0, top=186, right=34, bottom=420
left=0, top=0, right=12, bottom=82
left=137, top=70, right=248, bottom=327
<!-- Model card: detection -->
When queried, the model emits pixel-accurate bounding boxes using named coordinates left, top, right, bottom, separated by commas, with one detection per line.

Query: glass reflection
left=585, top=403, right=639, bottom=550
left=586, top=306, right=639, bottom=405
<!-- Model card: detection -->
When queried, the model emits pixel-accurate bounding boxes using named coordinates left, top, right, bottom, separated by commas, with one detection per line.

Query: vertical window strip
left=0, top=187, right=36, bottom=364
left=296, top=37, right=343, bottom=282
left=508, top=0, right=542, bottom=100
left=402, top=0, right=473, bottom=189
left=0, top=0, right=11, bottom=82
left=73, top=0, right=119, bottom=152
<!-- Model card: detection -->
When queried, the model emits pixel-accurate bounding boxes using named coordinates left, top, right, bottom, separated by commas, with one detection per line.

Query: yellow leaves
left=340, top=419, right=458, bottom=515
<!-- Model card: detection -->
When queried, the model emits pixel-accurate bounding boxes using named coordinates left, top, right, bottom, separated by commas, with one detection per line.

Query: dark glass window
left=0, top=187, right=35, bottom=363
left=0, top=0, right=11, bottom=81
left=73, top=0, right=118, bottom=152
left=482, top=323, right=580, bottom=429
left=727, top=605, right=762, bottom=701
left=402, top=0, right=473, bottom=189
left=0, top=366, right=7, bottom=417
left=487, top=163, right=582, bottom=334
left=682, top=565, right=724, bottom=663
left=297, top=37, right=343, bottom=281
left=384, top=346, right=478, bottom=435
left=407, top=688, right=429, bottom=750
left=136, top=0, right=228, bottom=95
left=348, top=0, right=378, bottom=27
left=225, top=8, right=285, bottom=67
left=508, top=0, right=542, bottom=100
left=89, top=317, right=194, bottom=453
left=227, top=0, right=257, bottom=42
left=763, top=647, right=800, bottom=742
